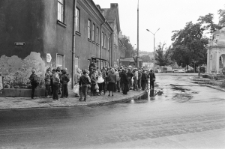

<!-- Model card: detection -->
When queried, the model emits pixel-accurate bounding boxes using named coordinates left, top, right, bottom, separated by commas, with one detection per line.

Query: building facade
left=207, top=27, right=225, bottom=74
left=0, top=0, right=113, bottom=90
left=75, top=0, right=113, bottom=70
left=101, top=3, right=121, bottom=68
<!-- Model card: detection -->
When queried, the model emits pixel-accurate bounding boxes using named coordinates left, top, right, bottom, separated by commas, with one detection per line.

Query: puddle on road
left=170, top=84, right=195, bottom=103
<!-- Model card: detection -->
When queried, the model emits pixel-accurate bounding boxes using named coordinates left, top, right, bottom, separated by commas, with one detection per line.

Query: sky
left=93, top=0, right=225, bottom=52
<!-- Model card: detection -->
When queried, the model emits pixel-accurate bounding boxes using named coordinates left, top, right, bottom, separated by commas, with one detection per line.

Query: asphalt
left=0, top=90, right=146, bottom=110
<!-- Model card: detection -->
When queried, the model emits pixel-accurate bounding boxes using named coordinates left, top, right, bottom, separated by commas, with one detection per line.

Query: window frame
left=92, top=23, right=95, bottom=42
left=75, top=7, right=80, bottom=32
left=57, top=0, right=65, bottom=23
left=56, top=53, right=65, bottom=68
left=96, top=27, right=99, bottom=44
left=101, top=32, right=104, bottom=47
left=88, top=19, right=91, bottom=40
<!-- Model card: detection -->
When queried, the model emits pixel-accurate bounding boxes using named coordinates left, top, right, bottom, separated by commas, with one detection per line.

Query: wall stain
left=0, top=52, right=47, bottom=89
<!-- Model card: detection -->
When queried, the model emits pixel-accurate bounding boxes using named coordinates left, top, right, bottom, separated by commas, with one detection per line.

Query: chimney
left=96, top=4, right=101, bottom=10
left=110, top=3, right=118, bottom=8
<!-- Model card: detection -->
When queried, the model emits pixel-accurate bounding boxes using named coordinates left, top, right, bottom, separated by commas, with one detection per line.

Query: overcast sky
left=93, top=0, right=225, bottom=52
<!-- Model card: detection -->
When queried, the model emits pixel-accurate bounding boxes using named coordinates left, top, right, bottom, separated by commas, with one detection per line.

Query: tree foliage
left=140, top=55, right=151, bottom=62
left=120, top=36, right=135, bottom=58
left=170, top=16, right=219, bottom=69
left=155, top=43, right=172, bottom=66
left=218, top=6, right=225, bottom=27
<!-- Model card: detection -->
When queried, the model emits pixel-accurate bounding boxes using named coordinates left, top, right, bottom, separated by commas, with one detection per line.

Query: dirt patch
left=171, top=86, right=190, bottom=92
left=172, top=93, right=193, bottom=103
left=38, top=100, right=52, bottom=104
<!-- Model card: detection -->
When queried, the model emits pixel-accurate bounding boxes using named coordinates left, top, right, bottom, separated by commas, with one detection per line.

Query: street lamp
left=146, top=28, right=160, bottom=68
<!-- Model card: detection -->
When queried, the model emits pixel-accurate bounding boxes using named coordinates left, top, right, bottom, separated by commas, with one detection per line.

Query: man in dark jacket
left=29, top=69, right=39, bottom=99
left=79, top=70, right=91, bottom=101
left=120, top=69, right=129, bottom=95
left=149, top=70, right=156, bottom=90
left=60, top=69, right=70, bottom=98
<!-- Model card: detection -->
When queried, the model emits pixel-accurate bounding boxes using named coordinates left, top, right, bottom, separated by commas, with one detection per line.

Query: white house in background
left=207, top=27, right=225, bottom=74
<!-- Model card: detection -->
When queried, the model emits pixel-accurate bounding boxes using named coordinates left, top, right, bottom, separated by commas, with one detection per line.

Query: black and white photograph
left=0, top=0, right=225, bottom=148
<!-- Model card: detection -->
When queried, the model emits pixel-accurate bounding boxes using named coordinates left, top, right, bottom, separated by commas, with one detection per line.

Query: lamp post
left=146, top=28, right=160, bottom=68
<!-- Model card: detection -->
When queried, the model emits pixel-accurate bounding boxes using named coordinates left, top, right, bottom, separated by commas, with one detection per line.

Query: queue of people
left=29, top=66, right=156, bottom=101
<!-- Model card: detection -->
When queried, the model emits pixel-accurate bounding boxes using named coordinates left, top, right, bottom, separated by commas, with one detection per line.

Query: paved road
left=0, top=73, right=225, bottom=149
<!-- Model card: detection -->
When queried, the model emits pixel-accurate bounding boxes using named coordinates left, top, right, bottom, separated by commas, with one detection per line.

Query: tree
left=171, top=21, right=208, bottom=70
left=198, top=13, right=222, bottom=34
left=218, top=6, right=225, bottom=27
left=120, top=36, right=135, bottom=58
left=140, top=55, right=151, bottom=62
left=155, top=43, right=172, bottom=66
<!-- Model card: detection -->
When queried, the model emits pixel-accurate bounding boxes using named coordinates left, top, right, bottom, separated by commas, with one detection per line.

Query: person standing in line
left=97, top=69, right=104, bottom=95
left=56, top=67, right=62, bottom=95
left=90, top=70, right=98, bottom=96
left=138, top=69, right=142, bottom=90
left=45, top=68, right=52, bottom=97
left=60, top=69, right=70, bottom=98
left=79, top=70, right=91, bottom=101
left=149, top=70, right=156, bottom=90
left=127, top=69, right=133, bottom=90
left=52, top=69, right=60, bottom=100
left=29, top=69, right=39, bottom=99
left=120, top=69, right=129, bottom=95
left=133, top=69, right=138, bottom=90
left=115, top=69, right=120, bottom=92
left=107, top=69, right=116, bottom=96
left=101, top=67, right=107, bottom=95
left=141, top=70, right=148, bottom=90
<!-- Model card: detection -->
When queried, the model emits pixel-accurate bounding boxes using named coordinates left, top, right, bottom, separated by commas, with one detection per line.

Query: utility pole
left=137, top=0, right=139, bottom=68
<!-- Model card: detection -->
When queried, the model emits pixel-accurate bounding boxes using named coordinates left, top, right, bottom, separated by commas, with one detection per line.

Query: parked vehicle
left=173, top=69, right=185, bottom=73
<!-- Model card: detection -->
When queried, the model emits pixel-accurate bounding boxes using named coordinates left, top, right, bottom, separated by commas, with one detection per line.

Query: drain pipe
left=100, top=20, right=106, bottom=68
left=72, top=0, right=77, bottom=89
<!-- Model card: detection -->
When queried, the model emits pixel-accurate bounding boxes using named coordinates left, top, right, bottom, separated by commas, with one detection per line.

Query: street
left=0, top=73, right=225, bottom=149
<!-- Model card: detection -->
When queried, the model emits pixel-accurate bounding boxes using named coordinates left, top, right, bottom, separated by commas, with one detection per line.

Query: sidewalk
left=0, top=90, right=146, bottom=110
left=191, top=77, right=225, bottom=92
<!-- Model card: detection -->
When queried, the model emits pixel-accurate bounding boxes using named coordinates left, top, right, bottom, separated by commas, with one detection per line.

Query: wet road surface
left=0, top=74, right=225, bottom=148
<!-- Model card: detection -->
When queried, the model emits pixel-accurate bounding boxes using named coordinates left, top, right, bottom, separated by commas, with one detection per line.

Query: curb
left=191, top=79, right=225, bottom=92
left=87, top=91, right=147, bottom=107
left=200, top=84, right=225, bottom=92
left=0, top=91, right=147, bottom=111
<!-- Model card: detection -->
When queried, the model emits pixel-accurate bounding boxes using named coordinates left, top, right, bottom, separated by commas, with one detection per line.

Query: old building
left=207, top=27, right=225, bottom=74
left=0, top=0, right=113, bottom=91
left=101, top=3, right=121, bottom=68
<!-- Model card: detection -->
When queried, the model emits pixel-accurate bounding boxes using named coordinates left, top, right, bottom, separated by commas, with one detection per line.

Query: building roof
left=101, top=3, right=121, bottom=33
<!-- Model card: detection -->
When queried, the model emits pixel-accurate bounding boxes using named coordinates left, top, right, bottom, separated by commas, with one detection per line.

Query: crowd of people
left=29, top=65, right=156, bottom=101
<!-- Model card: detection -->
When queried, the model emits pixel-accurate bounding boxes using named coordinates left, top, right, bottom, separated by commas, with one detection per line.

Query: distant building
left=120, top=58, right=143, bottom=68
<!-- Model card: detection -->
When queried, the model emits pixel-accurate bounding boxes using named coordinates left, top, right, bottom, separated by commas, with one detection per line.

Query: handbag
left=95, top=83, right=99, bottom=90
left=97, top=75, right=104, bottom=83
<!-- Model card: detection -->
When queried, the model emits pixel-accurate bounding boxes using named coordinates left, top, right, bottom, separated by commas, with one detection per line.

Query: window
left=104, top=34, right=107, bottom=48
left=92, top=23, right=95, bottom=41
left=88, top=20, right=91, bottom=39
left=75, top=7, right=80, bottom=32
left=96, top=27, right=99, bottom=44
left=56, top=54, right=64, bottom=67
left=101, top=32, right=104, bottom=47
left=57, top=0, right=65, bottom=23
left=108, top=37, right=110, bottom=50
